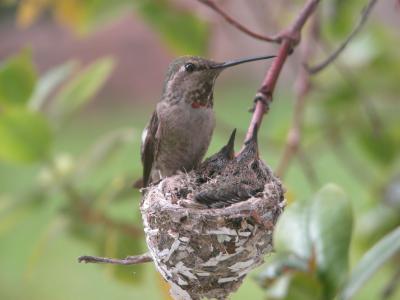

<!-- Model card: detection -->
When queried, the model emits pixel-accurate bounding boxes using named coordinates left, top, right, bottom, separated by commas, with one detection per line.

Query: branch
left=307, top=0, right=379, bottom=74
left=245, top=0, right=320, bottom=141
left=198, top=0, right=279, bottom=43
left=78, top=253, right=152, bottom=265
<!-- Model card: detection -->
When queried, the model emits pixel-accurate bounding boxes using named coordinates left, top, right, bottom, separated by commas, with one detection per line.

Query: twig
left=275, top=13, right=318, bottom=178
left=198, top=0, right=279, bottom=43
left=78, top=253, right=152, bottom=265
left=307, top=0, right=379, bottom=74
left=245, top=0, right=320, bottom=142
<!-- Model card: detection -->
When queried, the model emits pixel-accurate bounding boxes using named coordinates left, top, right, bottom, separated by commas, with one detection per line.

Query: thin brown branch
left=245, top=0, right=320, bottom=142
left=198, top=0, right=279, bottom=43
left=245, top=40, right=291, bottom=141
left=307, top=0, right=379, bottom=74
left=78, top=253, right=152, bottom=265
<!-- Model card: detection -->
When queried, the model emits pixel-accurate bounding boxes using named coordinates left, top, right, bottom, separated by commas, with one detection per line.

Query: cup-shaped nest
left=140, top=165, right=284, bottom=300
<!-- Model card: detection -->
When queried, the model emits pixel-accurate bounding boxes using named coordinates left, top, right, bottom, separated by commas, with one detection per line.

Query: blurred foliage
left=0, top=49, right=146, bottom=285
left=49, top=57, right=114, bottom=123
left=0, top=108, right=51, bottom=163
left=15, top=0, right=209, bottom=55
left=0, top=50, right=36, bottom=106
left=0, top=0, right=400, bottom=300
left=135, top=0, right=209, bottom=55
left=259, top=189, right=400, bottom=300
left=260, top=185, right=353, bottom=299
left=339, top=227, right=400, bottom=300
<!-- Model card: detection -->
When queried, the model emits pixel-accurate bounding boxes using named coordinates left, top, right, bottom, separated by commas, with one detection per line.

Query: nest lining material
left=140, top=164, right=285, bottom=300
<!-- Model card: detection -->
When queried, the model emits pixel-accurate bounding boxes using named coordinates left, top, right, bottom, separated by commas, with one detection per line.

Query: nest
left=140, top=165, right=285, bottom=300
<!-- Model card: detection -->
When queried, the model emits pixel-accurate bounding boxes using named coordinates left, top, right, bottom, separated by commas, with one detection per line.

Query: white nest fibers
left=140, top=167, right=285, bottom=300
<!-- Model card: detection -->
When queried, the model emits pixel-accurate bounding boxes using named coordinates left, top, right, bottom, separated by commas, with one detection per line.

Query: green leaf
left=136, top=0, right=209, bottom=55
left=272, top=184, right=353, bottom=298
left=274, top=200, right=312, bottom=259
left=261, top=272, right=323, bottom=300
left=29, top=60, right=78, bottom=111
left=284, top=272, right=323, bottom=300
left=258, top=253, right=309, bottom=288
left=339, top=227, right=400, bottom=300
left=384, top=175, right=400, bottom=210
left=50, top=57, right=115, bottom=122
left=0, top=108, right=52, bottom=163
left=309, top=184, right=353, bottom=299
left=357, top=128, right=397, bottom=167
left=0, top=50, right=37, bottom=107
left=264, top=275, right=291, bottom=299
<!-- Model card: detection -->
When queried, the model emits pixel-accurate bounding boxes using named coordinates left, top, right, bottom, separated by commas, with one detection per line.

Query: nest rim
left=141, top=174, right=284, bottom=218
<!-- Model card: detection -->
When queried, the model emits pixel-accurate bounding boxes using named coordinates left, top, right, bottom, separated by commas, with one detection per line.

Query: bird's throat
left=191, top=100, right=211, bottom=109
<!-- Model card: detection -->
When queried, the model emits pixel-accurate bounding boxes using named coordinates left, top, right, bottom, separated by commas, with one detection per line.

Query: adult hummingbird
left=137, top=55, right=275, bottom=188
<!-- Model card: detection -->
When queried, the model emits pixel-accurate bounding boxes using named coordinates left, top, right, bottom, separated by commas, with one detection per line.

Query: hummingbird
left=136, top=55, right=275, bottom=187
left=196, top=129, right=236, bottom=182
left=194, top=124, right=269, bottom=208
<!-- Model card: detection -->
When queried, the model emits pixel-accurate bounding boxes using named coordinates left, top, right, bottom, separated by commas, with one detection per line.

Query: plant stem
left=78, top=253, right=152, bottom=265
left=245, top=0, right=321, bottom=142
left=307, top=0, right=379, bottom=74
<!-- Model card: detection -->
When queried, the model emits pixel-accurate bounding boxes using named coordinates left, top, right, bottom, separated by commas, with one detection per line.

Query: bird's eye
left=184, top=63, right=195, bottom=73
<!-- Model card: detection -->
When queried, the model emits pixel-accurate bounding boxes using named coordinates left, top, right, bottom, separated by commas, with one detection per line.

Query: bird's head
left=197, top=129, right=236, bottom=179
left=237, top=123, right=260, bottom=163
left=162, top=55, right=275, bottom=107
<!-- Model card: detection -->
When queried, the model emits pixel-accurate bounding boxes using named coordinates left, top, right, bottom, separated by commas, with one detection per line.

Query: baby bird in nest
left=195, top=125, right=270, bottom=208
left=196, top=129, right=236, bottom=181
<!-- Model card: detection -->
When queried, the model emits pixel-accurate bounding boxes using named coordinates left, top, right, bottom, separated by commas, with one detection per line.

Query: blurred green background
left=0, top=1, right=399, bottom=300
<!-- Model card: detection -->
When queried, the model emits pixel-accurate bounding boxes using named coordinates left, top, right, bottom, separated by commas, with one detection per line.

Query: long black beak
left=211, top=55, right=276, bottom=69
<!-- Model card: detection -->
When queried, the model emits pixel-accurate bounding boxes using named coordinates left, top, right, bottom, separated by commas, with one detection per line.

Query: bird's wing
left=194, top=180, right=262, bottom=208
left=141, top=111, right=161, bottom=187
